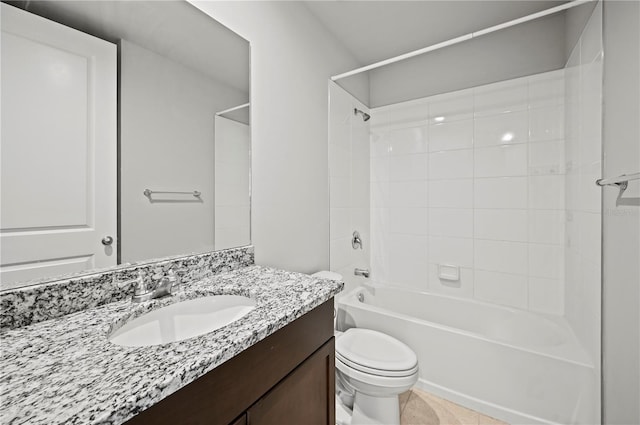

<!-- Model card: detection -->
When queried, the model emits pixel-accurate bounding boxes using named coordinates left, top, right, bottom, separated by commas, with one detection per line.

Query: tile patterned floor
left=399, top=388, right=509, bottom=425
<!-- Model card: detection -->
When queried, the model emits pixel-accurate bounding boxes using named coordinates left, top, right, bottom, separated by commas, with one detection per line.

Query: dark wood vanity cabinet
left=126, top=300, right=335, bottom=425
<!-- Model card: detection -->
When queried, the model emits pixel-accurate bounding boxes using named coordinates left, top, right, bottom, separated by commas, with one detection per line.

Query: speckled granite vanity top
left=0, top=265, right=343, bottom=425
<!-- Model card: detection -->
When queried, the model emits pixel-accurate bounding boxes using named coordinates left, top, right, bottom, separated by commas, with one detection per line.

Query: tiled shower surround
left=369, top=70, right=568, bottom=315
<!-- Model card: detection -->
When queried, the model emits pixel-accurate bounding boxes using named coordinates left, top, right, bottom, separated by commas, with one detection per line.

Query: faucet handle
left=132, top=271, right=150, bottom=296
left=167, top=269, right=181, bottom=294
left=115, top=270, right=145, bottom=290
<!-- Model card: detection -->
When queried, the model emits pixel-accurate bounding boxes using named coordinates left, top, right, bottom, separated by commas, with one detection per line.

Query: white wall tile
left=389, top=180, right=428, bottom=208
left=474, top=144, right=528, bottom=178
left=576, top=211, right=602, bottom=264
left=370, top=132, right=390, bottom=157
left=529, top=105, right=565, bottom=142
left=474, top=270, right=528, bottom=309
left=429, top=149, right=473, bottom=180
left=580, top=62, right=603, bottom=165
left=475, top=239, right=528, bottom=275
left=474, top=209, right=528, bottom=242
left=429, top=236, right=473, bottom=268
left=529, top=244, right=564, bottom=279
left=474, top=78, right=528, bottom=116
left=370, top=208, right=389, bottom=266
left=330, top=208, right=350, bottom=241
left=429, top=119, right=473, bottom=152
left=352, top=157, right=369, bottom=181
left=370, top=181, right=388, bottom=207
left=389, top=153, right=428, bottom=181
left=365, top=69, right=571, bottom=315
left=529, top=210, right=565, bottom=245
left=329, top=84, right=370, bottom=287
left=330, top=177, right=350, bottom=208
left=351, top=176, right=369, bottom=209
left=529, top=277, right=564, bottom=315
left=428, top=179, right=473, bottom=209
left=529, top=175, right=565, bottom=210
left=370, top=207, right=388, bottom=235
left=528, top=69, right=564, bottom=108
left=387, top=126, right=428, bottom=156
left=428, top=264, right=474, bottom=298
left=389, top=207, right=428, bottom=235
left=388, top=234, right=428, bottom=288
left=330, top=237, right=352, bottom=270
left=377, top=100, right=429, bottom=127
left=395, top=102, right=430, bottom=126
left=428, top=88, right=474, bottom=123
left=529, top=140, right=565, bottom=175
left=428, top=208, right=473, bottom=238
left=578, top=161, right=602, bottom=213
left=370, top=156, right=389, bottom=182
left=474, top=111, right=529, bottom=147
left=351, top=207, right=370, bottom=236
left=474, top=177, right=528, bottom=209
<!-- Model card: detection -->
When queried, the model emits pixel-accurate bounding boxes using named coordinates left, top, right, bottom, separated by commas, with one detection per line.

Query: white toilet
left=311, top=271, right=419, bottom=425
left=335, top=328, right=419, bottom=425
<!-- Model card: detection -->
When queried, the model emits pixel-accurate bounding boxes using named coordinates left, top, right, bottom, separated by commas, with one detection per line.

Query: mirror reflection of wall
left=120, top=39, right=247, bottom=263
left=214, top=110, right=251, bottom=251
left=0, top=0, right=250, bottom=290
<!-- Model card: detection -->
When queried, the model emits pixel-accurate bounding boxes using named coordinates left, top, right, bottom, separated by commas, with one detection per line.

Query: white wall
left=214, top=116, right=251, bottom=250
left=562, top=4, right=604, bottom=421
left=368, top=13, right=566, bottom=107
left=328, top=82, right=370, bottom=296
left=564, top=0, right=603, bottom=375
left=191, top=1, right=367, bottom=273
left=370, top=70, right=566, bottom=314
left=602, top=1, right=640, bottom=423
left=120, top=40, right=246, bottom=262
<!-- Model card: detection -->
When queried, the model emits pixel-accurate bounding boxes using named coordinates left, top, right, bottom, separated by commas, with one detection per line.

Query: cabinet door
left=230, top=413, right=247, bottom=425
left=248, top=338, right=335, bottom=425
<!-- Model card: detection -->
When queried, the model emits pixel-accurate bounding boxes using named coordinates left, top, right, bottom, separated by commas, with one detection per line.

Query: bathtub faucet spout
left=354, top=268, right=370, bottom=278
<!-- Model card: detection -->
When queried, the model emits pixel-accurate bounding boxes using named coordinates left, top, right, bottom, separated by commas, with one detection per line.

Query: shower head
left=354, top=108, right=371, bottom=122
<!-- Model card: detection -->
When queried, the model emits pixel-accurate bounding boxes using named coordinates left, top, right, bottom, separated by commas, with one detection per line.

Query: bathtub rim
left=337, top=283, right=594, bottom=368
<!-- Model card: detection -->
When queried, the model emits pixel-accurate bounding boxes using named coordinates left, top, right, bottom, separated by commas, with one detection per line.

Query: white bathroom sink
left=108, top=295, right=256, bottom=347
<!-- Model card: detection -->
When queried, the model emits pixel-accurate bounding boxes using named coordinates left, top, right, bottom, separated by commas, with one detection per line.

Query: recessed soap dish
left=438, top=264, right=460, bottom=282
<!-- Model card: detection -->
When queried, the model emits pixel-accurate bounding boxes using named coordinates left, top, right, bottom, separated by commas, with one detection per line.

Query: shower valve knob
left=352, top=231, right=363, bottom=249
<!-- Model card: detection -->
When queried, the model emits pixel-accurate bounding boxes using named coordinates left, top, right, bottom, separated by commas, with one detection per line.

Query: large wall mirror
left=0, top=0, right=250, bottom=290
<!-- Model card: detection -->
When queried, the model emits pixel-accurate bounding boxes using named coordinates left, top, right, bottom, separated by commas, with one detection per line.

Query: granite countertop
left=0, top=265, right=343, bottom=425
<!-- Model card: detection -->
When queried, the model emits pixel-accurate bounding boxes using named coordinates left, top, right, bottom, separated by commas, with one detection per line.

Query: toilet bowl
left=311, top=271, right=419, bottom=425
left=335, top=328, right=418, bottom=425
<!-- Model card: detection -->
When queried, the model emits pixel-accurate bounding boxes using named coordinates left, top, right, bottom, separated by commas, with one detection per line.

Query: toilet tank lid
left=311, top=271, right=343, bottom=281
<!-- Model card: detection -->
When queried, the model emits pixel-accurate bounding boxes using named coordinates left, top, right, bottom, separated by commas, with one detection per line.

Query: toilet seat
left=335, top=328, right=418, bottom=377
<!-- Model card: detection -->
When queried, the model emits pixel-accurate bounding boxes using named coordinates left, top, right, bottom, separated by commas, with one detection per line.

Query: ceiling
left=305, top=0, right=568, bottom=67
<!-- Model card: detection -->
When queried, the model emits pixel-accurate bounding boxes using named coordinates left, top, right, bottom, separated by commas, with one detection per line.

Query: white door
left=0, top=4, right=117, bottom=289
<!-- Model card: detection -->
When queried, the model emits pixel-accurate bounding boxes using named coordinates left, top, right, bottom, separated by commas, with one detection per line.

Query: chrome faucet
left=354, top=268, right=370, bottom=278
left=129, top=270, right=179, bottom=303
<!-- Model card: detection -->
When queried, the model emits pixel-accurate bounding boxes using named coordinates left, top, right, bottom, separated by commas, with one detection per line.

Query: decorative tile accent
left=0, top=264, right=343, bottom=425
left=0, top=246, right=254, bottom=330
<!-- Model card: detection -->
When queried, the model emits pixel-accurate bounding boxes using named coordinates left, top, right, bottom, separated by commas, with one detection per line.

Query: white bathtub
left=336, top=284, right=598, bottom=425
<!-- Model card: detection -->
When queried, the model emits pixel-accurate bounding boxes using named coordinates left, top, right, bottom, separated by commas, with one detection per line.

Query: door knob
left=101, top=236, right=114, bottom=246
